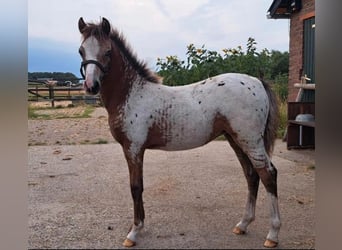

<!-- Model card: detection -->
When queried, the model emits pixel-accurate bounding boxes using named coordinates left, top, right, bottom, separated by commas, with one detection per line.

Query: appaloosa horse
left=78, top=17, right=281, bottom=248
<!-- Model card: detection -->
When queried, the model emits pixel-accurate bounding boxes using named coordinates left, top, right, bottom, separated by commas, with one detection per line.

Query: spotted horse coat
left=78, top=17, right=281, bottom=248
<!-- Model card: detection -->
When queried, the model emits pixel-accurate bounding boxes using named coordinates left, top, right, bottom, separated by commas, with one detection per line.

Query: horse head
left=78, top=17, right=112, bottom=95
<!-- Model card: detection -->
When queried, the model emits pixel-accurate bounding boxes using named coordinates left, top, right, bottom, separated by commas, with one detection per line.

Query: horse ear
left=102, top=17, right=111, bottom=36
left=78, top=17, right=87, bottom=33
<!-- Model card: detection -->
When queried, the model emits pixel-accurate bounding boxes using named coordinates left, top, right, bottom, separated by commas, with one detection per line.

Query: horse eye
left=105, top=50, right=111, bottom=57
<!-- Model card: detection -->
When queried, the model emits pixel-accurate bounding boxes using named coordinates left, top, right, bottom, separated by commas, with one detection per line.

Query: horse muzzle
left=80, top=59, right=108, bottom=95
left=84, top=80, right=100, bottom=95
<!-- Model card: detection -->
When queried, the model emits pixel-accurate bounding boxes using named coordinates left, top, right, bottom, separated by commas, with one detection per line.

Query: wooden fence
left=28, top=84, right=100, bottom=107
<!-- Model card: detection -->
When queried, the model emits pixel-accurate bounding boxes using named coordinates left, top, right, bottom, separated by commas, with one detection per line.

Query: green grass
left=28, top=106, right=51, bottom=119
left=277, top=100, right=287, bottom=139
left=80, top=139, right=91, bottom=144
left=82, top=106, right=95, bottom=118
left=307, top=164, right=315, bottom=170
left=28, top=142, right=48, bottom=146
left=92, top=138, right=108, bottom=144
left=80, top=139, right=108, bottom=145
left=28, top=104, right=95, bottom=120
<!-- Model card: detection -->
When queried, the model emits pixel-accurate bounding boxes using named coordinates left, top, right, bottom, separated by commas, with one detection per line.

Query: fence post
left=49, top=86, right=55, bottom=108
left=35, top=86, right=38, bottom=101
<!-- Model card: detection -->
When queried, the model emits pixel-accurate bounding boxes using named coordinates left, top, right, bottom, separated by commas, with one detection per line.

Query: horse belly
left=158, top=134, right=210, bottom=151
left=156, top=113, right=213, bottom=151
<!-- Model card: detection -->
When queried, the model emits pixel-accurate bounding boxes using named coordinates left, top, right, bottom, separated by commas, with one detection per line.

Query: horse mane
left=81, top=21, right=161, bottom=84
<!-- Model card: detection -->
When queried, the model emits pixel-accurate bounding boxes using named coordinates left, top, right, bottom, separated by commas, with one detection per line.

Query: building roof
left=267, top=0, right=302, bottom=19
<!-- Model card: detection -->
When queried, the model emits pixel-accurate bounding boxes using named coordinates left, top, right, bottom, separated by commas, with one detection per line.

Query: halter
left=80, top=60, right=109, bottom=79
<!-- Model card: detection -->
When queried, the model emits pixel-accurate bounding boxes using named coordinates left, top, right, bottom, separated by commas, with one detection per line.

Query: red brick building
left=268, top=0, right=315, bottom=102
left=268, top=0, right=315, bottom=149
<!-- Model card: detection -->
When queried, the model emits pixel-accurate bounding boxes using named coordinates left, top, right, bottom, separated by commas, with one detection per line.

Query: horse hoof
left=123, top=238, right=136, bottom=247
left=264, top=239, right=278, bottom=248
left=232, top=227, right=245, bottom=235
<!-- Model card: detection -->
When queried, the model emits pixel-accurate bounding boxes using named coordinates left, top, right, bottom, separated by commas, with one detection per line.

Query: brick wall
left=288, top=0, right=315, bottom=101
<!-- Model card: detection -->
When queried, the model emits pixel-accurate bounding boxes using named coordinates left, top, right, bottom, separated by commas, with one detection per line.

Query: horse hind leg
left=225, top=134, right=280, bottom=248
left=244, top=144, right=280, bottom=247
left=254, top=161, right=281, bottom=248
left=225, top=134, right=260, bottom=235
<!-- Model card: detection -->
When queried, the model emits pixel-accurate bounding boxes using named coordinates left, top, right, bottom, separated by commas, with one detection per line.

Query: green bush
left=156, top=38, right=289, bottom=87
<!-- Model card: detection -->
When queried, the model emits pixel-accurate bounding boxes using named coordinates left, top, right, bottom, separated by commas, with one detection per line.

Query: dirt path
left=28, top=106, right=315, bottom=249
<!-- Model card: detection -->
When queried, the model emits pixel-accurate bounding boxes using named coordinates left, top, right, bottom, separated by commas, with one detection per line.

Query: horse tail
left=261, top=79, right=279, bottom=156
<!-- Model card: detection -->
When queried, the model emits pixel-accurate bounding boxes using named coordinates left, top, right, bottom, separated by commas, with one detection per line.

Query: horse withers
left=78, top=17, right=280, bottom=248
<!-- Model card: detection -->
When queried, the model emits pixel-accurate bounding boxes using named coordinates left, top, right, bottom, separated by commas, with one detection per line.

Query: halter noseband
left=80, top=60, right=109, bottom=79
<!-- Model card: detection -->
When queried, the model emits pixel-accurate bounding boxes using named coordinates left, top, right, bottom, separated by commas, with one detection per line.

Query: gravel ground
left=28, top=106, right=115, bottom=146
left=28, top=106, right=315, bottom=249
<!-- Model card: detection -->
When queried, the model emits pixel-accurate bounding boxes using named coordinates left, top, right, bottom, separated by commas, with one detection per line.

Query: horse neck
left=100, top=46, right=138, bottom=113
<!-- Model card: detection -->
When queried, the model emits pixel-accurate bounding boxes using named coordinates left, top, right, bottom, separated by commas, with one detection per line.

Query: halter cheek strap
left=80, top=60, right=108, bottom=79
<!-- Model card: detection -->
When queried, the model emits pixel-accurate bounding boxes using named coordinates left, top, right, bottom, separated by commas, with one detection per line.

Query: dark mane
left=81, top=21, right=161, bottom=84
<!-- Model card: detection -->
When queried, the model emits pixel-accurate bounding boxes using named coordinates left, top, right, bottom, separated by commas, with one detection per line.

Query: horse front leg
left=122, top=147, right=145, bottom=247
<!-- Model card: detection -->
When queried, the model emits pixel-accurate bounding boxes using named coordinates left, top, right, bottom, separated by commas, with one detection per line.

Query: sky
left=28, top=0, right=290, bottom=78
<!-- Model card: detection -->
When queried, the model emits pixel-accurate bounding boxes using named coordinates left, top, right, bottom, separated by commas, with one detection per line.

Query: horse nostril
left=92, top=81, right=100, bottom=94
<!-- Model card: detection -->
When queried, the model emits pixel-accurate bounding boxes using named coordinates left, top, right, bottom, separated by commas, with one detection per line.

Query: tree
left=155, top=37, right=289, bottom=100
